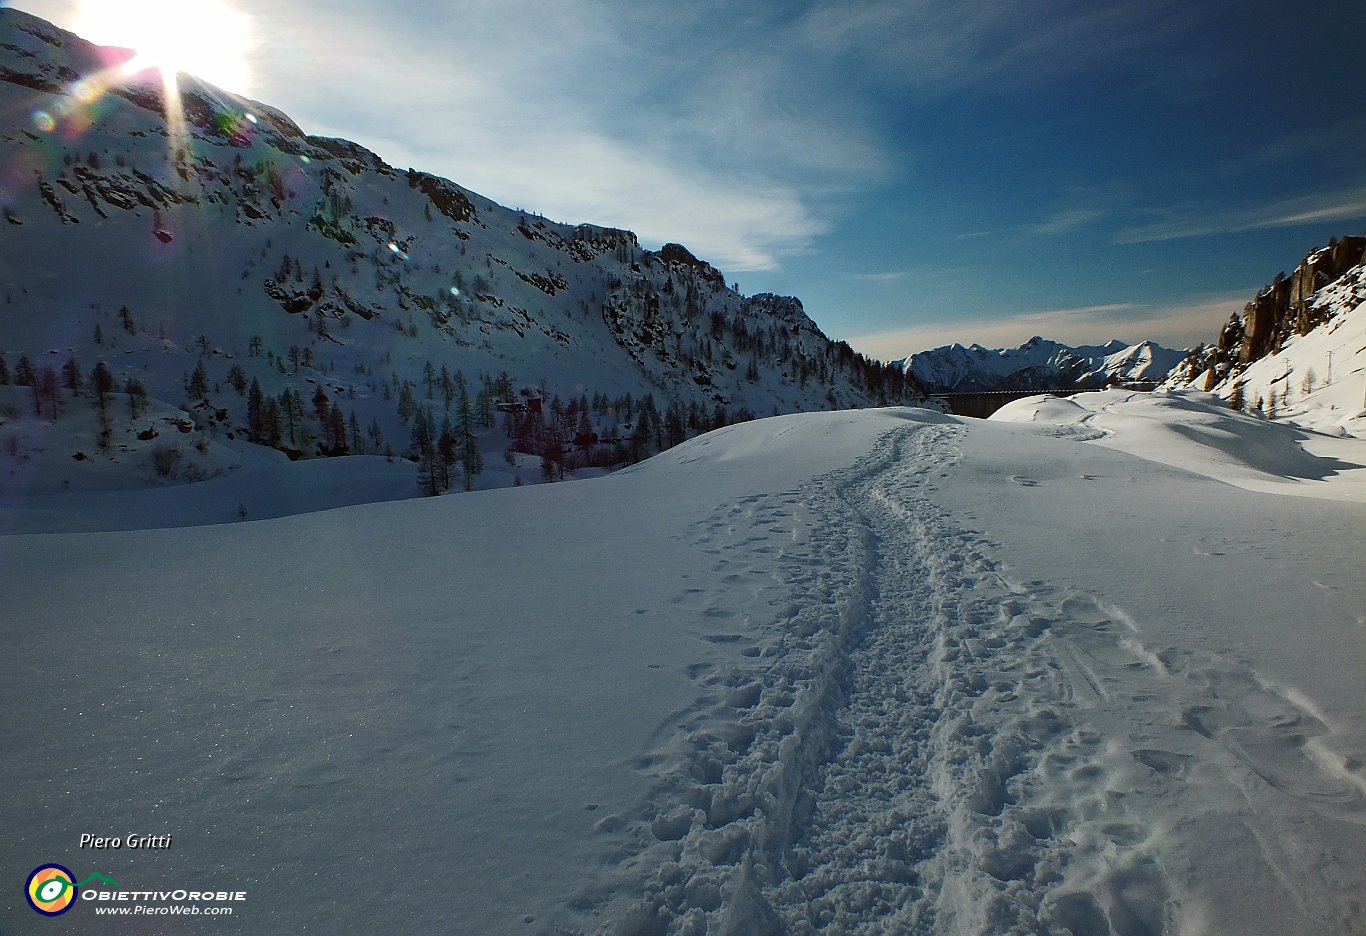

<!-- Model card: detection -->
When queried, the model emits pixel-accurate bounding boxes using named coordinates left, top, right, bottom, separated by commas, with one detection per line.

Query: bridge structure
left=931, top=390, right=1074, bottom=419
left=930, top=383, right=1157, bottom=419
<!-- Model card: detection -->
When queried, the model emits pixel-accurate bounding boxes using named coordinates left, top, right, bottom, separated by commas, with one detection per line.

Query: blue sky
left=11, top=0, right=1366, bottom=358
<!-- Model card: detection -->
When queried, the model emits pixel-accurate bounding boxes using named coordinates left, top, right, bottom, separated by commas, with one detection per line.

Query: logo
left=25, top=864, right=77, bottom=916
left=21, top=865, right=248, bottom=918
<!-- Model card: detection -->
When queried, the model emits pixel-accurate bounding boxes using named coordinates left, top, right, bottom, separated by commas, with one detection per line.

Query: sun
left=72, top=0, right=253, bottom=94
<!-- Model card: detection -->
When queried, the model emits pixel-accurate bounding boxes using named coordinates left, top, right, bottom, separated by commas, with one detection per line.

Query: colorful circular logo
left=26, top=864, right=77, bottom=916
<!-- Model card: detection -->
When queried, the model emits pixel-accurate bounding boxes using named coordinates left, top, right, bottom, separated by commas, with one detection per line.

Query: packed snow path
left=592, top=421, right=1366, bottom=935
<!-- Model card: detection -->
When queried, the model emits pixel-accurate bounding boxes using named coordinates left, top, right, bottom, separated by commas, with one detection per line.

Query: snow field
left=589, top=405, right=1366, bottom=934
left=993, top=389, right=1366, bottom=501
left=2, top=405, right=1364, bottom=935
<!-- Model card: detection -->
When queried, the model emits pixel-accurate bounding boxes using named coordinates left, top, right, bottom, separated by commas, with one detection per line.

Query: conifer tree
left=280, top=389, right=304, bottom=448
left=397, top=384, right=416, bottom=424
left=247, top=378, right=265, bottom=441
left=457, top=377, right=482, bottom=488
left=438, top=424, right=457, bottom=491
left=262, top=398, right=283, bottom=448
left=412, top=407, right=442, bottom=495
left=187, top=360, right=209, bottom=399
left=349, top=411, right=363, bottom=454
left=89, top=362, right=114, bottom=407
left=1228, top=379, right=1245, bottom=411
left=227, top=363, right=248, bottom=395
left=327, top=405, right=347, bottom=455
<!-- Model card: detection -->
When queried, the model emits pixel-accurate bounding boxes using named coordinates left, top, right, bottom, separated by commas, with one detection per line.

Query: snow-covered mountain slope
left=0, top=8, right=917, bottom=497
left=901, top=336, right=1185, bottom=393
left=4, top=406, right=1364, bottom=935
left=1163, top=237, right=1366, bottom=437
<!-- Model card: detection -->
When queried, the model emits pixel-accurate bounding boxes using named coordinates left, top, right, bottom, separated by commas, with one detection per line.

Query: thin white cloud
left=958, top=207, right=1106, bottom=241
left=793, top=0, right=1192, bottom=95
left=1030, top=208, right=1105, bottom=236
left=235, top=1, right=876, bottom=272
left=851, top=271, right=909, bottom=283
left=1118, top=187, right=1366, bottom=244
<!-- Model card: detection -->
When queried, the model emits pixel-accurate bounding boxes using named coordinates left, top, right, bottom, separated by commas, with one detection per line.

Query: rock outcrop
left=1166, top=236, right=1366, bottom=390
left=1225, top=236, right=1365, bottom=364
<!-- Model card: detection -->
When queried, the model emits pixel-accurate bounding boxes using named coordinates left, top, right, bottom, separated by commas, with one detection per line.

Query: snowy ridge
left=901, top=336, right=1185, bottom=394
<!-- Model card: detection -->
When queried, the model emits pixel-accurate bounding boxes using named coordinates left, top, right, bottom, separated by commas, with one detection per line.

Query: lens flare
left=31, top=111, right=56, bottom=133
left=70, top=80, right=99, bottom=103
left=74, top=0, right=254, bottom=94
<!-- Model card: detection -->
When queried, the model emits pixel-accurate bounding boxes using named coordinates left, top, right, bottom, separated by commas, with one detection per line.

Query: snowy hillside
left=901, top=336, right=1185, bottom=393
left=0, top=8, right=916, bottom=499
left=4, top=400, right=1365, bottom=935
left=1164, top=241, right=1366, bottom=439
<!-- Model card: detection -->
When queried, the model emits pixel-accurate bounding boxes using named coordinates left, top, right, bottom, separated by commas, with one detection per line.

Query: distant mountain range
left=899, top=337, right=1186, bottom=394
left=0, top=8, right=917, bottom=494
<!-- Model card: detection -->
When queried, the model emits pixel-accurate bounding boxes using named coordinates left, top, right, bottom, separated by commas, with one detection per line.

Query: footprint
left=1185, top=670, right=1366, bottom=817
left=1132, top=748, right=1192, bottom=780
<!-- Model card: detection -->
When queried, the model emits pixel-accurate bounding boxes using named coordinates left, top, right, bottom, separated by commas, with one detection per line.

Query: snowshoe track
left=561, top=423, right=1366, bottom=935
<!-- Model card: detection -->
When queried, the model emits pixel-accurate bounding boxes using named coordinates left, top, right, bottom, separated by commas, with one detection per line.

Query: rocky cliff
left=1162, top=237, right=1366, bottom=437
left=1165, top=236, right=1366, bottom=391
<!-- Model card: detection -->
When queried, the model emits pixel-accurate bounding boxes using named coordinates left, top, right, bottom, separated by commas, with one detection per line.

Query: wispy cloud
left=793, top=0, right=1194, bottom=95
left=14, top=0, right=880, bottom=272
left=851, top=271, right=909, bottom=283
left=1118, top=186, right=1366, bottom=244
left=225, top=0, right=880, bottom=272
left=1030, top=208, right=1105, bottom=236
left=961, top=208, right=1106, bottom=240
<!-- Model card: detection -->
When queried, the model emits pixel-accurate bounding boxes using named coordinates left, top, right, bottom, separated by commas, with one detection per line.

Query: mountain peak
left=902, top=337, right=1184, bottom=393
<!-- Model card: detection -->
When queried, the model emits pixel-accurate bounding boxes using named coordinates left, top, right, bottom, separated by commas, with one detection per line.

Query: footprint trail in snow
left=564, top=422, right=1366, bottom=936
